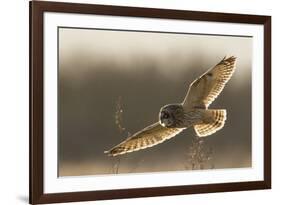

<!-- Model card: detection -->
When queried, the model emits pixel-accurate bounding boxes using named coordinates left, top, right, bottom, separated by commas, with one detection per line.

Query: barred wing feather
left=183, top=56, right=236, bottom=109
left=105, top=122, right=184, bottom=156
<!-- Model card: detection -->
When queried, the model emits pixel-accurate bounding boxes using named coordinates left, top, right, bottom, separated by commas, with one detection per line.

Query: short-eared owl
left=105, top=56, right=236, bottom=156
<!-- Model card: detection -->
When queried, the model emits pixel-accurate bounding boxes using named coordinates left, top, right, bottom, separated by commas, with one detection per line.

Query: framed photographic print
left=29, top=0, right=271, bottom=204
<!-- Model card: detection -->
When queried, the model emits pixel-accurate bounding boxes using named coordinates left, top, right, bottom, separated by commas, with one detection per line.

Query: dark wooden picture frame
left=30, top=1, right=271, bottom=204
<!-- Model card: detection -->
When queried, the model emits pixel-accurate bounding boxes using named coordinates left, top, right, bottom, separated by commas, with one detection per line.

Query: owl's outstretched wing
left=183, top=56, right=236, bottom=110
left=105, top=122, right=184, bottom=156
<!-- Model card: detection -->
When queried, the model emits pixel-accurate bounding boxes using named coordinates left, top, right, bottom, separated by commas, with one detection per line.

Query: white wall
left=0, top=0, right=279, bottom=204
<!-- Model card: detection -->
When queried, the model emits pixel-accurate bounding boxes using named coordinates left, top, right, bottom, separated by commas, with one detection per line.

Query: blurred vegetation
left=184, top=136, right=214, bottom=170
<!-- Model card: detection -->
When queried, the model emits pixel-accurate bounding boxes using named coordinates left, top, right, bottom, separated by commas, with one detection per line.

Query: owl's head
left=159, top=104, right=183, bottom=128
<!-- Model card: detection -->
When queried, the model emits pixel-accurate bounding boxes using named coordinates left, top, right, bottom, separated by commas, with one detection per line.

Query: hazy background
left=58, top=27, right=252, bottom=176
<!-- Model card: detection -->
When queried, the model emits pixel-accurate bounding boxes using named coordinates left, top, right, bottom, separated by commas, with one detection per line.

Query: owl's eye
left=162, top=113, right=169, bottom=119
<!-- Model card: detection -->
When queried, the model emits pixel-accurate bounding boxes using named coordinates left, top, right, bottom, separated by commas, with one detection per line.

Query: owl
left=105, top=56, right=236, bottom=156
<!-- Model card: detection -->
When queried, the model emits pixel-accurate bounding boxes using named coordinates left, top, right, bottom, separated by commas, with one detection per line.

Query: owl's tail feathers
left=194, top=109, right=226, bottom=137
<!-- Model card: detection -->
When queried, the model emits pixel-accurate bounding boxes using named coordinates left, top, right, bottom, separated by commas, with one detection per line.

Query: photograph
left=58, top=27, right=252, bottom=177
left=29, top=2, right=271, bottom=203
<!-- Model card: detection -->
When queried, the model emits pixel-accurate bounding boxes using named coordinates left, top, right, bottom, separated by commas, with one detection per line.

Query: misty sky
left=58, top=27, right=252, bottom=176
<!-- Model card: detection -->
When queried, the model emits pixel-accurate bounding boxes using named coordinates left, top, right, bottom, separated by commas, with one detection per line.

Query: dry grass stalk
left=185, top=136, right=214, bottom=170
